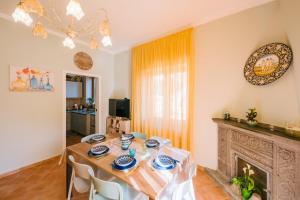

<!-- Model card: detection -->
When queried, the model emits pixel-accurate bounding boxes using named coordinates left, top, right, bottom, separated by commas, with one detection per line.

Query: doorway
left=62, top=71, right=101, bottom=149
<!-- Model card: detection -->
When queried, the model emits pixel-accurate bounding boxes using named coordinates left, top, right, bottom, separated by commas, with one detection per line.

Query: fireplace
left=209, top=118, right=300, bottom=200
left=236, top=156, right=269, bottom=200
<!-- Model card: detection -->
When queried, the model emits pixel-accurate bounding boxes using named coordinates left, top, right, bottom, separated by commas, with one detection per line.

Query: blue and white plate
left=91, top=134, right=106, bottom=142
left=114, top=155, right=134, bottom=167
left=152, top=159, right=176, bottom=170
left=112, top=157, right=137, bottom=171
left=145, top=139, right=160, bottom=148
left=155, top=155, right=174, bottom=168
left=91, top=145, right=109, bottom=155
left=122, top=134, right=134, bottom=140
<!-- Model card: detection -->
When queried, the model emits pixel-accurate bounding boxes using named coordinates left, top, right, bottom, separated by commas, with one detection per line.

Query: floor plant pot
left=241, top=189, right=252, bottom=200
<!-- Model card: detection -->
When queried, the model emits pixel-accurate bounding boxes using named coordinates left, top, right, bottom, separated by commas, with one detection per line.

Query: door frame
left=62, top=70, right=102, bottom=150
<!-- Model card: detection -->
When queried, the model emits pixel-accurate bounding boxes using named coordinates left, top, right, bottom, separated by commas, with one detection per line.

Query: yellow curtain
left=131, top=28, right=194, bottom=151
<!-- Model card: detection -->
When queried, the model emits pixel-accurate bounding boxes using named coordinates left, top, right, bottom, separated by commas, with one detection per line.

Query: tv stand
left=106, top=116, right=130, bottom=134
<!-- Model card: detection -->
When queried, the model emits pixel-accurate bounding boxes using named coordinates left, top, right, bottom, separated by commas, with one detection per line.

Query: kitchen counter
left=67, top=110, right=96, bottom=116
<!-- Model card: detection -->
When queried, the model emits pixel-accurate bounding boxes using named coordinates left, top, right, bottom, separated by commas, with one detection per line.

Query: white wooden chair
left=132, top=132, right=147, bottom=140
left=88, top=169, right=149, bottom=200
left=171, top=164, right=197, bottom=200
left=81, top=133, right=106, bottom=143
left=159, top=163, right=196, bottom=200
left=68, top=155, right=94, bottom=200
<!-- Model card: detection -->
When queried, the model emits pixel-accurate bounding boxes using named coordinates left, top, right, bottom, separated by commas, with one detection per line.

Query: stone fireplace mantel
left=208, top=118, right=300, bottom=200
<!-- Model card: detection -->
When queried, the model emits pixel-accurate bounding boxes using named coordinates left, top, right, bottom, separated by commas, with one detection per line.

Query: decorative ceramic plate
left=145, top=139, right=160, bottom=148
left=152, top=159, right=176, bottom=170
left=155, top=155, right=175, bottom=168
left=91, top=145, right=109, bottom=155
left=114, top=155, right=134, bottom=167
left=91, top=135, right=106, bottom=142
left=74, top=52, right=93, bottom=70
left=244, top=43, right=293, bottom=86
left=112, top=157, right=137, bottom=171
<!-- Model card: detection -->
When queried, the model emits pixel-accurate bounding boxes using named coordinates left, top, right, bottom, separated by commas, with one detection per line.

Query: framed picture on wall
left=10, top=65, right=54, bottom=92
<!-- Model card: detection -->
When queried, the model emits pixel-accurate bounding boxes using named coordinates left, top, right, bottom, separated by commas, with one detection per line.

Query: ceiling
left=0, top=0, right=274, bottom=54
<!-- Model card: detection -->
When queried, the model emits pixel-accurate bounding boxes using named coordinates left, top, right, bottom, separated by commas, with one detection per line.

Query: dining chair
left=88, top=169, right=149, bottom=200
left=132, top=132, right=147, bottom=140
left=68, top=155, right=95, bottom=200
left=81, top=133, right=106, bottom=142
left=171, top=163, right=197, bottom=200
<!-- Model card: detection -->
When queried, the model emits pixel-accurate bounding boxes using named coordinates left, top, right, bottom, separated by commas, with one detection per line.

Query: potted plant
left=232, top=164, right=256, bottom=200
left=246, top=108, right=257, bottom=126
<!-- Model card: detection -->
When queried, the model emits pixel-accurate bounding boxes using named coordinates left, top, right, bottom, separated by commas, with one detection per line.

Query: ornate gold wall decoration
left=244, top=43, right=293, bottom=86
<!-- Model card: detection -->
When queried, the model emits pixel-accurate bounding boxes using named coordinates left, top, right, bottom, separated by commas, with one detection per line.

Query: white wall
left=194, top=0, right=300, bottom=169
left=0, top=18, right=114, bottom=174
left=112, top=50, right=131, bottom=98
left=111, top=1, right=300, bottom=170
left=279, top=0, right=300, bottom=113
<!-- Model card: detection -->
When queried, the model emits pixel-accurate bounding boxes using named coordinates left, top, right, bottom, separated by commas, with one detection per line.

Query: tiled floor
left=0, top=156, right=231, bottom=200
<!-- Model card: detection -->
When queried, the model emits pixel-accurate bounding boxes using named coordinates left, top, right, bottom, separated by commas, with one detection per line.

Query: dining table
left=66, top=133, right=193, bottom=200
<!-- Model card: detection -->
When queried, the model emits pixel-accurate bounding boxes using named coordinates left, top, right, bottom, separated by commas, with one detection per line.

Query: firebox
left=236, top=156, right=270, bottom=200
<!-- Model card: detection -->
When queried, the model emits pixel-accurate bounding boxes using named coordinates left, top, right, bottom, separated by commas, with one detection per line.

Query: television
left=109, top=98, right=130, bottom=119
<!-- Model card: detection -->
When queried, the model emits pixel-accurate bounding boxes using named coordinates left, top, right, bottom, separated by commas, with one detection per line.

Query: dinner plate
left=145, top=139, right=160, bottom=148
left=112, top=158, right=137, bottom=171
left=114, top=155, right=134, bottom=167
left=155, top=155, right=174, bottom=168
left=91, top=134, right=106, bottom=142
left=90, top=145, right=109, bottom=155
left=152, top=159, right=176, bottom=170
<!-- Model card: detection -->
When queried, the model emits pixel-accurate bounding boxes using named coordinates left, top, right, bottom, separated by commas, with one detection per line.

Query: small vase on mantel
left=247, top=120, right=258, bottom=127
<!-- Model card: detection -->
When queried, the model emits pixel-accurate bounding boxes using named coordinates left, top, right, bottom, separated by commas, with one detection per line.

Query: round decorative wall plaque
left=244, top=43, right=293, bottom=86
left=74, top=52, right=93, bottom=70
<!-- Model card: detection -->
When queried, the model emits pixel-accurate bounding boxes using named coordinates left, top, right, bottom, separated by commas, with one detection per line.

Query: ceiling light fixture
left=11, top=0, right=112, bottom=49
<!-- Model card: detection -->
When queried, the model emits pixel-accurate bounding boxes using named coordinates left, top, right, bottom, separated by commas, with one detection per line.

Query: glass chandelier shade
left=90, top=37, right=99, bottom=49
left=66, top=0, right=85, bottom=20
left=101, top=35, right=112, bottom=47
left=12, top=4, right=33, bottom=26
left=63, top=37, right=76, bottom=49
left=32, top=22, right=48, bottom=39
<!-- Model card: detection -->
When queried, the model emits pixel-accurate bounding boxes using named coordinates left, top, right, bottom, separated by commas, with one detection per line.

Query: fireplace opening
left=236, top=157, right=269, bottom=200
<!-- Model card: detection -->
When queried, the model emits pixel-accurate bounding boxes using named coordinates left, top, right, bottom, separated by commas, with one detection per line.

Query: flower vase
left=241, top=189, right=252, bottom=200
left=247, top=120, right=257, bottom=127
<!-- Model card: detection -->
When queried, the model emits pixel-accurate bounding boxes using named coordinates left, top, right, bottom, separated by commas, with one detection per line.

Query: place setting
left=151, top=154, right=177, bottom=171
left=145, top=139, right=160, bottom=148
left=86, top=134, right=106, bottom=144
left=88, top=144, right=110, bottom=158
left=111, top=147, right=138, bottom=172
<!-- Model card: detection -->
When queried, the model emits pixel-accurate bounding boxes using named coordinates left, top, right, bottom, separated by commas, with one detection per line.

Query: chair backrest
left=69, top=155, right=95, bottom=179
left=88, top=169, right=124, bottom=200
left=188, top=163, right=197, bottom=179
left=81, top=133, right=105, bottom=143
left=132, top=132, right=147, bottom=140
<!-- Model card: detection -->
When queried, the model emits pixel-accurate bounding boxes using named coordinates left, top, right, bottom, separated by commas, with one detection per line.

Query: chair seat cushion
left=74, top=177, right=90, bottom=193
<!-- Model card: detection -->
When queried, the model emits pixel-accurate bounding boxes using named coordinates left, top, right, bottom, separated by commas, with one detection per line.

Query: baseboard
left=0, top=155, right=61, bottom=179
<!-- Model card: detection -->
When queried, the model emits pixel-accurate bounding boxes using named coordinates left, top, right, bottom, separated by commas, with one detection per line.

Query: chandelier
left=11, top=0, right=112, bottom=49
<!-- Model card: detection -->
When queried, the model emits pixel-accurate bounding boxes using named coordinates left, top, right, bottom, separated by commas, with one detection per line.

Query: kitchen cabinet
left=66, top=112, right=71, bottom=131
left=70, top=112, right=96, bottom=135
left=66, top=81, right=82, bottom=98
